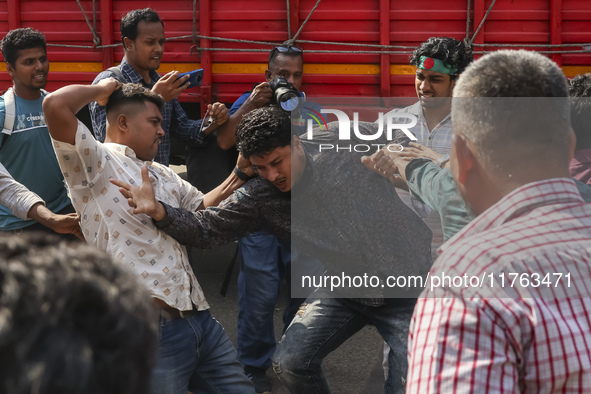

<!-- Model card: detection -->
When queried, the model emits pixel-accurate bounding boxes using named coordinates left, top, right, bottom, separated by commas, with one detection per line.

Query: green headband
left=418, top=56, right=458, bottom=75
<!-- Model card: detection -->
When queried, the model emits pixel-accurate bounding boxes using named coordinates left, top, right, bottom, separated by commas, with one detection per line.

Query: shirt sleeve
left=0, top=161, right=44, bottom=220
left=154, top=185, right=264, bottom=248
left=89, top=70, right=117, bottom=142
left=52, top=121, right=110, bottom=194
left=405, top=158, right=473, bottom=241
left=169, top=98, right=206, bottom=147
left=405, top=159, right=446, bottom=209
left=228, top=93, right=251, bottom=116
left=175, top=172, right=205, bottom=212
left=407, top=295, right=519, bottom=393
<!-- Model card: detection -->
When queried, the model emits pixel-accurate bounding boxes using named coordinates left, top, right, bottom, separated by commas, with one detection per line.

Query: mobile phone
left=177, top=69, right=204, bottom=89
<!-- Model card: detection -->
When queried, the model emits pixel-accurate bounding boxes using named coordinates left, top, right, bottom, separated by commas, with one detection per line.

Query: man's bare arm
left=44, top=78, right=121, bottom=145
left=27, top=203, right=84, bottom=240
left=216, top=82, right=272, bottom=150
left=202, top=153, right=254, bottom=207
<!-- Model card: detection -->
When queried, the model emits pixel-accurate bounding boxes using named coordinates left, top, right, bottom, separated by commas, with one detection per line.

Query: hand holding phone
left=176, top=69, right=204, bottom=89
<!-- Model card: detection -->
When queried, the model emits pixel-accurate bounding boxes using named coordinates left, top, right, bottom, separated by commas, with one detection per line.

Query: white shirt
left=53, top=121, right=208, bottom=311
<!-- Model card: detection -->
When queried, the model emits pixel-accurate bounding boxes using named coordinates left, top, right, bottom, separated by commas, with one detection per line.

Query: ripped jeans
left=271, top=294, right=416, bottom=394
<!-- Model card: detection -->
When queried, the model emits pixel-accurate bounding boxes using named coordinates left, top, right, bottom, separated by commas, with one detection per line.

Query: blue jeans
left=237, top=231, right=294, bottom=370
left=272, top=294, right=416, bottom=394
left=150, top=310, right=254, bottom=394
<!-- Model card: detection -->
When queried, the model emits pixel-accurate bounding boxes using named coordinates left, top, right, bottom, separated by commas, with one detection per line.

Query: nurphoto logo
left=302, top=108, right=418, bottom=153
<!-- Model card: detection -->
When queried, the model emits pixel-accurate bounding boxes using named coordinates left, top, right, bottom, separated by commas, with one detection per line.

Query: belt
left=160, top=304, right=196, bottom=321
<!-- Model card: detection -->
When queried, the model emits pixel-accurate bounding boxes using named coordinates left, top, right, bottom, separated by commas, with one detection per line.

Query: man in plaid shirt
left=89, top=8, right=229, bottom=166
left=407, top=50, right=591, bottom=392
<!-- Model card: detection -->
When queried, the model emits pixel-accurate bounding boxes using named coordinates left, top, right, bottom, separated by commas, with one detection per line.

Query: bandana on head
left=418, top=56, right=458, bottom=75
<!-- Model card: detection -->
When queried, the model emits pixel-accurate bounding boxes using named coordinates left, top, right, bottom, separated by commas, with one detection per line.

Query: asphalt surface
left=190, top=244, right=387, bottom=394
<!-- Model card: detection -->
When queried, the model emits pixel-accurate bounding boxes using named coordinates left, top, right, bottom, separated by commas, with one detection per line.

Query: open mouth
left=274, top=179, right=287, bottom=188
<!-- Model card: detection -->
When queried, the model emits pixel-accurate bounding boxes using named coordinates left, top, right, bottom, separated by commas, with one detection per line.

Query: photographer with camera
left=185, top=45, right=320, bottom=394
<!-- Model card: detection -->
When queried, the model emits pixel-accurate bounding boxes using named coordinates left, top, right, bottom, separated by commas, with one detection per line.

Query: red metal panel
left=7, top=0, right=20, bottom=30
left=101, top=0, right=114, bottom=69
left=550, top=0, right=563, bottom=65
left=379, top=0, right=390, bottom=99
left=1, top=0, right=590, bottom=102
left=199, top=0, right=212, bottom=114
left=289, top=0, right=299, bottom=39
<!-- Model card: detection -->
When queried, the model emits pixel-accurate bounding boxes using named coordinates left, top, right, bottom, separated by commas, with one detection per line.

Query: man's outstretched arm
left=44, top=78, right=121, bottom=145
left=0, top=162, right=83, bottom=239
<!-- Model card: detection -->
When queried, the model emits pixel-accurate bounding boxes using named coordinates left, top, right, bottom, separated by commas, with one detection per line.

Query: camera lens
left=276, top=88, right=301, bottom=111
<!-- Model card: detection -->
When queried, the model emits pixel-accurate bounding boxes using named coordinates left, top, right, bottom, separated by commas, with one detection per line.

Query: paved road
left=191, top=245, right=388, bottom=394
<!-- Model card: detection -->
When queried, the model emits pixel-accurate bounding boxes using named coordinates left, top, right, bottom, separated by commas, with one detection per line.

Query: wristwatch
left=436, top=154, right=450, bottom=168
left=233, top=166, right=254, bottom=181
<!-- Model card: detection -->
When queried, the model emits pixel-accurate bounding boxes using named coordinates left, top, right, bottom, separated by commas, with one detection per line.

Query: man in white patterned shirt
left=407, top=50, right=591, bottom=392
left=44, top=79, right=254, bottom=394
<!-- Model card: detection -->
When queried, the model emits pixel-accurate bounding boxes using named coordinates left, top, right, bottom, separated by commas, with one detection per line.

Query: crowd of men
left=1, top=6, right=591, bottom=394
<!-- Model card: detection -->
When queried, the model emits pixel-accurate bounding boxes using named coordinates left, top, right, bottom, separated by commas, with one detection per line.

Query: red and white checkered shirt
left=407, top=178, right=591, bottom=393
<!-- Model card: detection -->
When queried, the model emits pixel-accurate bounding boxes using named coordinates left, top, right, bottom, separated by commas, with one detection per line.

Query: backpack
left=2, top=87, right=49, bottom=135
left=106, top=66, right=126, bottom=83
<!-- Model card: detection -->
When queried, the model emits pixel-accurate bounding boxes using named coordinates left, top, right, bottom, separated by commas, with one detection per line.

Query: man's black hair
left=410, top=36, right=473, bottom=78
left=236, top=105, right=292, bottom=158
left=1, top=28, right=46, bottom=66
left=268, top=46, right=303, bottom=69
left=106, top=83, right=164, bottom=116
left=120, top=8, right=163, bottom=45
left=0, top=233, right=158, bottom=394
left=569, top=73, right=591, bottom=150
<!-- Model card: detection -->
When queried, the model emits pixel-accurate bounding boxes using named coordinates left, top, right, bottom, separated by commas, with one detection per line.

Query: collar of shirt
left=440, top=177, right=584, bottom=255
left=120, top=58, right=161, bottom=87
left=103, top=142, right=154, bottom=166
left=408, top=101, right=452, bottom=132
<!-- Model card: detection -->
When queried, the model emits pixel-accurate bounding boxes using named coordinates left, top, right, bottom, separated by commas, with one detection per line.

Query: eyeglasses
left=276, top=46, right=302, bottom=54
left=269, top=46, right=303, bottom=63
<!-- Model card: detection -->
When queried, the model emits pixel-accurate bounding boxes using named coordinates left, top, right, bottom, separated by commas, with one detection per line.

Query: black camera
left=269, top=77, right=302, bottom=112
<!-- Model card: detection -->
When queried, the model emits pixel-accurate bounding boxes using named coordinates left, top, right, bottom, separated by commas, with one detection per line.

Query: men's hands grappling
left=110, top=166, right=166, bottom=221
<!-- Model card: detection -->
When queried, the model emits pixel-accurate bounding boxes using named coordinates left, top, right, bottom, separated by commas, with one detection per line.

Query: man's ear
left=123, top=37, right=134, bottom=51
left=452, top=133, right=475, bottom=185
left=117, top=114, right=129, bottom=132
left=6, top=62, right=14, bottom=78
left=265, top=69, right=272, bottom=82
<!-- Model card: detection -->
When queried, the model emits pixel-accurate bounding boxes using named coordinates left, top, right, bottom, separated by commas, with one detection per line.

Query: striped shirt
left=407, top=178, right=591, bottom=393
